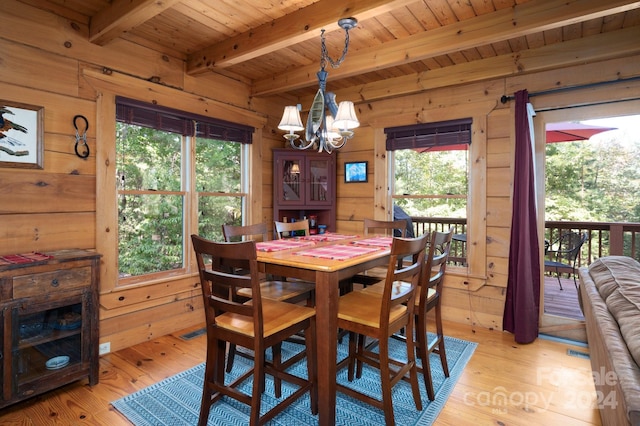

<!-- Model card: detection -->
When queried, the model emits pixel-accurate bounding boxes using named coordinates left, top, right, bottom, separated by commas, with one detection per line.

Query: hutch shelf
left=273, top=149, right=336, bottom=233
left=0, top=249, right=100, bottom=409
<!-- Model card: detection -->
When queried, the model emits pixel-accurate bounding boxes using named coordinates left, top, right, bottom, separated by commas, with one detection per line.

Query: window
left=386, top=119, right=471, bottom=264
left=386, top=118, right=470, bottom=217
left=116, top=98, right=252, bottom=280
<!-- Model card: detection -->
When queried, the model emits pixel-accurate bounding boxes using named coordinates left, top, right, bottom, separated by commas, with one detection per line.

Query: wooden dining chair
left=363, top=218, right=408, bottom=237
left=350, top=218, right=408, bottom=288
left=191, top=235, right=317, bottom=426
left=222, top=222, right=315, bottom=304
left=221, top=223, right=315, bottom=374
left=274, top=219, right=310, bottom=239
left=336, top=234, right=428, bottom=426
left=360, top=228, right=453, bottom=400
left=414, top=228, right=453, bottom=400
left=222, top=222, right=269, bottom=242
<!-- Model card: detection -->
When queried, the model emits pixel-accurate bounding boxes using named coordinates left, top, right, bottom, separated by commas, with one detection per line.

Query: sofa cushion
left=588, top=256, right=640, bottom=368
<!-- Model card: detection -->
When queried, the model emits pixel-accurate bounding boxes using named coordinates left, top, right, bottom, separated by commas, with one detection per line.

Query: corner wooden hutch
left=273, top=149, right=336, bottom=232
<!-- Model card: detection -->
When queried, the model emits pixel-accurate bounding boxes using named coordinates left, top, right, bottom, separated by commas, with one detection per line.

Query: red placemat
left=351, top=236, right=394, bottom=248
left=0, top=252, right=53, bottom=265
left=294, top=244, right=382, bottom=260
left=256, top=240, right=315, bottom=252
left=298, top=233, right=357, bottom=242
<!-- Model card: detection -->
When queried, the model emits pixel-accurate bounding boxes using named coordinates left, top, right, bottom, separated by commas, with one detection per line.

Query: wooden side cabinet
left=273, top=149, right=336, bottom=232
left=0, top=250, right=100, bottom=409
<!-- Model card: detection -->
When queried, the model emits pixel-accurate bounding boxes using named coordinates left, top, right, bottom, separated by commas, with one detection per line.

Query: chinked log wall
left=2, top=1, right=640, bottom=351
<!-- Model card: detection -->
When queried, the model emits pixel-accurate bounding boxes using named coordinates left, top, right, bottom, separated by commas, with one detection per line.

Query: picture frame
left=344, top=161, right=368, bottom=183
left=0, top=101, right=44, bottom=169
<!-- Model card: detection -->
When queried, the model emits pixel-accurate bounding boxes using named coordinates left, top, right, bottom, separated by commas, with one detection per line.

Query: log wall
left=2, top=2, right=640, bottom=350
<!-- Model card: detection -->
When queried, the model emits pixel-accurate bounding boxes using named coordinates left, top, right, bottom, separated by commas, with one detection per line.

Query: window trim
left=115, top=98, right=251, bottom=284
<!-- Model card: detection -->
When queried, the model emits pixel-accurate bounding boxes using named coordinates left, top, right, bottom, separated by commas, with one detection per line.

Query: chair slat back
left=222, top=222, right=269, bottom=242
left=380, top=234, right=429, bottom=329
left=363, top=218, right=407, bottom=237
left=421, top=228, right=454, bottom=308
left=274, top=219, right=309, bottom=239
left=555, top=232, right=588, bottom=263
left=191, top=235, right=262, bottom=330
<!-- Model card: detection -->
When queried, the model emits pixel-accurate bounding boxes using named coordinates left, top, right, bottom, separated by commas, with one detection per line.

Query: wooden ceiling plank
left=336, top=25, right=640, bottom=104
left=89, top=0, right=182, bottom=45
left=467, top=0, right=500, bottom=16
left=186, top=0, right=417, bottom=74
left=171, top=2, right=240, bottom=38
left=251, top=0, right=640, bottom=95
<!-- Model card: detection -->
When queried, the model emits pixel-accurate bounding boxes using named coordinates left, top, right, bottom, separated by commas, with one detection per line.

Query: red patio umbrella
left=545, top=122, right=616, bottom=143
left=414, top=121, right=616, bottom=152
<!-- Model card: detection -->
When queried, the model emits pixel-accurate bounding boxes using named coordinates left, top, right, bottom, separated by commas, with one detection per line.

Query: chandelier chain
left=320, top=29, right=351, bottom=69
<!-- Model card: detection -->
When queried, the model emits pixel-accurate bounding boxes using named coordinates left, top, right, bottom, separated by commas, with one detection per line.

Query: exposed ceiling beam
left=186, top=0, right=416, bottom=75
left=251, top=0, right=640, bottom=96
left=89, top=0, right=181, bottom=45
left=323, top=26, right=640, bottom=106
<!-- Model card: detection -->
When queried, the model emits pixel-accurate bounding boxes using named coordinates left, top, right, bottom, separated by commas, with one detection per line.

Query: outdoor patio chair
left=544, top=231, right=589, bottom=290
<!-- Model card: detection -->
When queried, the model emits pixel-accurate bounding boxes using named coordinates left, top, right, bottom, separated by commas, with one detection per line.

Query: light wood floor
left=0, top=320, right=601, bottom=425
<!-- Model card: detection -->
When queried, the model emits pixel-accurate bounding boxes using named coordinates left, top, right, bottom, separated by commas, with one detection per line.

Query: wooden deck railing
left=410, top=217, right=640, bottom=266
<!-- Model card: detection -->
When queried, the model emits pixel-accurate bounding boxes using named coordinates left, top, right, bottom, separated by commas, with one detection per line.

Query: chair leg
left=555, top=267, right=564, bottom=290
left=198, top=363, right=213, bottom=426
left=226, top=343, right=236, bottom=373
left=347, top=332, right=358, bottom=381
left=272, top=343, right=282, bottom=398
left=250, top=347, right=265, bottom=426
left=416, top=319, right=435, bottom=401
left=435, top=306, right=449, bottom=377
left=405, top=323, right=423, bottom=412
left=199, top=338, right=224, bottom=426
left=378, top=338, right=396, bottom=426
left=355, top=333, right=366, bottom=379
left=305, top=318, right=318, bottom=415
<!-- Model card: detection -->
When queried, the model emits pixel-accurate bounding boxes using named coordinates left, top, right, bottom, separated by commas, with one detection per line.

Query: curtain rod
left=500, top=75, right=640, bottom=104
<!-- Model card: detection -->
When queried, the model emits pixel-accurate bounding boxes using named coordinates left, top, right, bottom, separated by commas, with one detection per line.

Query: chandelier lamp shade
left=278, top=18, right=360, bottom=153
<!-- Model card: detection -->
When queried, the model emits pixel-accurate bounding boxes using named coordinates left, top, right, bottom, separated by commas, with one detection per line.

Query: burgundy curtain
left=503, top=89, right=541, bottom=344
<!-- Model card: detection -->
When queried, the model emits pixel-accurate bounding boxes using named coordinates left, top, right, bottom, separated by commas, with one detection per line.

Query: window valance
left=385, top=118, right=472, bottom=151
left=116, top=97, right=253, bottom=144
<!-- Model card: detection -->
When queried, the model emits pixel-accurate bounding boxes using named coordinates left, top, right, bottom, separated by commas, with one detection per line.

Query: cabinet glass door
left=308, top=158, right=331, bottom=204
left=13, top=299, right=84, bottom=394
left=281, top=159, right=302, bottom=202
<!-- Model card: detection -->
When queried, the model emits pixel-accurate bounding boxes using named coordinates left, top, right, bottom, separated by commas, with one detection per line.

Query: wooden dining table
left=256, top=234, right=392, bottom=426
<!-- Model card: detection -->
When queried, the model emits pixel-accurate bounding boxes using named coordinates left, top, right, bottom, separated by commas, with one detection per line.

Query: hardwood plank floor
left=0, top=319, right=602, bottom=425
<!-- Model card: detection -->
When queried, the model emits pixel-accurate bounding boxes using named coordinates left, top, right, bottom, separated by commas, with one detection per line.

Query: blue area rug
left=112, top=334, right=476, bottom=425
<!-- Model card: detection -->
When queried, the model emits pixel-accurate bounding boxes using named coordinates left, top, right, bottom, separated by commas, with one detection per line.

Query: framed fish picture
left=0, top=101, right=44, bottom=169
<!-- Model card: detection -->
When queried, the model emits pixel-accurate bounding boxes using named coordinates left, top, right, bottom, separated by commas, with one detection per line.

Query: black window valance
left=116, top=96, right=253, bottom=144
left=385, top=118, right=472, bottom=151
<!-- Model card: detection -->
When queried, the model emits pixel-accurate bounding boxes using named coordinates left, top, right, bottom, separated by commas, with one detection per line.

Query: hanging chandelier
left=278, top=18, right=360, bottom=153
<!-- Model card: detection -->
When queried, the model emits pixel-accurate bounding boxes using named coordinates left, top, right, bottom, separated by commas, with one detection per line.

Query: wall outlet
left=99, top=342, right=111, bottom=355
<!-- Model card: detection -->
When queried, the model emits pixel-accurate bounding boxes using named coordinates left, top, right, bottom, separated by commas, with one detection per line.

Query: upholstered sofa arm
left=579, top=257, right=640, bottom=426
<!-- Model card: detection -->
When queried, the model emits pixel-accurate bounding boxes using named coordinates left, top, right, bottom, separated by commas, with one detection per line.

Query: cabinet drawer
left=12, top=266, right=91, bottom=299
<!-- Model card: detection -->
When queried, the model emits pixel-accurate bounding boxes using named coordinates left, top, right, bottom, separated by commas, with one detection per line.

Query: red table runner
left=0, top=252, right=53, bottom=266
left=294, top=244, right=382, bottom=260
left=256, top=240, right=315, bottom=252
left=351, top=236, right=393, bottom=248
